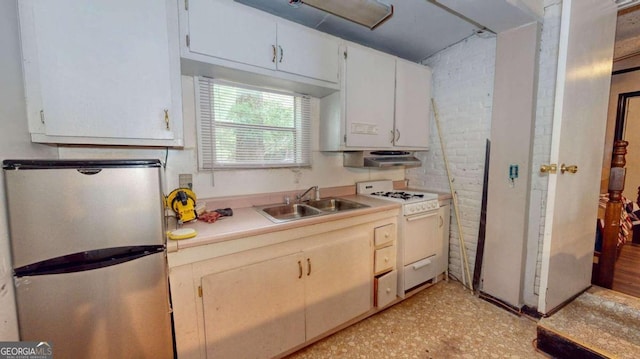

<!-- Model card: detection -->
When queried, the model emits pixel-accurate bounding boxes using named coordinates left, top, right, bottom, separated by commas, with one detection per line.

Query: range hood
left=343, top=151, right=422, bottom=168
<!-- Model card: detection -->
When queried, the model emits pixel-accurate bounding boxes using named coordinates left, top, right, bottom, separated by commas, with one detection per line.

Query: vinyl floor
left=285, top=281, right=545, bottom=359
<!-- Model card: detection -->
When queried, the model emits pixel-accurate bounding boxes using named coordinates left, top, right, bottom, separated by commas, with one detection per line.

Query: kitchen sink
left=303, top=198, right=369, bottom=212
left=258, top=203, right=324, bottom=223
left=256, top=198, right=369, bottom=223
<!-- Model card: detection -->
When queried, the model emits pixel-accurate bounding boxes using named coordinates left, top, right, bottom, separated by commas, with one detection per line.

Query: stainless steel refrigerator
left=3, top=159, right=174, bottom=358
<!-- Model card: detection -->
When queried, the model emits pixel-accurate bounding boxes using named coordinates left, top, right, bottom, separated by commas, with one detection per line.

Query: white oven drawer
left=404, top=255, right=438, bottom=291
left=374, top=223, right=396, bottom=248
left=375, top=270, right=397, bottom=308
left=374, top=245, right=396, bottom=275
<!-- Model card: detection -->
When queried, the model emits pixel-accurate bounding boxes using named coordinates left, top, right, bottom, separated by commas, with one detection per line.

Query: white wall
left=0, top=0, right=58, bottom=340
left=406, top=34, right=497, bottom=283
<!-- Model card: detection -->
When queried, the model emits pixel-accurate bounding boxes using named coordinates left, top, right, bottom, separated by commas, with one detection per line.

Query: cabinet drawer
left=374, top=245, right=396, bottom=275
left=403, top=255, right=438, bottom=291
left=374, top=223, right=396, bottom=248
left=375, top=270, right=397, bottom=308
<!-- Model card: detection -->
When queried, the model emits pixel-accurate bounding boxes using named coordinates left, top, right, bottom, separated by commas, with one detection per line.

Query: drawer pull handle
left=298, top=260, right=303, bottom=279
left=412, top=258, right=432, bottom=270
left=407, top=213, right=437, bottom=222
left=307, top=258, right=311, bottom=276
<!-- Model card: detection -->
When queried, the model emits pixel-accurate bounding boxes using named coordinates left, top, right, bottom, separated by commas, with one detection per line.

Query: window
left=196, top=77, right=312, bottom=169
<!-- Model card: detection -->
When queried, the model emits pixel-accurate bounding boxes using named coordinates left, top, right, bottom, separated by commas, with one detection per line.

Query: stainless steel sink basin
left=257, top=203, right=323, bottom=223
left=303, top=198, right=369, bottom=212
left=256, top=197, right=369, bottom=223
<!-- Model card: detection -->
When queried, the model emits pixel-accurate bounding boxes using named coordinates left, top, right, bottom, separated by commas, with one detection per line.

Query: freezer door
left=15, top=252, right=173, bottom=358
left=4, top=165, right=164, bottom=268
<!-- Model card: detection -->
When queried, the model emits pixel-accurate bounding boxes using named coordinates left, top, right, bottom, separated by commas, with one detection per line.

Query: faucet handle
left=284, top=196, right=290, bottom=205
left=314, top=187, right=320, bottom=200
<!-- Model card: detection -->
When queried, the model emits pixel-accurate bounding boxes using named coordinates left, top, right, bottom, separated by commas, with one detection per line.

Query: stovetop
left=370, top=191, right=435, bottom=202
left=356, top=181, right=440, bottom=214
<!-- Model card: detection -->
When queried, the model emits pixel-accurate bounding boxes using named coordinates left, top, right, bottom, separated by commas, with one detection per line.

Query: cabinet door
left=344, top=45, right=395, bottom=148
left=188, top=0, right=276, bottom=70
left=394, top=60, right=432, bottom=148
left=276, top=21, right=340, bottom=83
left=201, top=253, right=305, bottom=359
left=20, top=0, right=178, bottom=142
left=304, top=232, right=372, bottom=339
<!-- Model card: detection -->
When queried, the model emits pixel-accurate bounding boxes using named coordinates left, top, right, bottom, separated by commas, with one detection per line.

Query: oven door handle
left=406, top=212, right=437, bottom=221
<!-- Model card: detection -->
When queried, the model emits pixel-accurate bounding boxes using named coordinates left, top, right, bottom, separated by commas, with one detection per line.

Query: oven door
left=403, top=211, right=439, bottom=264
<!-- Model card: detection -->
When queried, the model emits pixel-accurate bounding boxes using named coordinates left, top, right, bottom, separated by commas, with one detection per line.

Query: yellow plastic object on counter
left=167, top=228, right=197, bottom=240
left=166, top=188, right=197, bottom=222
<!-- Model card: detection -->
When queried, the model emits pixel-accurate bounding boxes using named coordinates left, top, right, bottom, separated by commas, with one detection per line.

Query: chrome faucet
left=296, top=186, right=320, bottom=202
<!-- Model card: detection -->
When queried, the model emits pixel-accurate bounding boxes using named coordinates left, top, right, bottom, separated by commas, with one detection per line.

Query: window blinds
left=196, top=77, right=311, bottom=169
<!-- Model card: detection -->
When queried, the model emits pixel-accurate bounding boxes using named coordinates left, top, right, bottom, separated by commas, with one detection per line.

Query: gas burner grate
left=371, top=191, right=425, bottom=201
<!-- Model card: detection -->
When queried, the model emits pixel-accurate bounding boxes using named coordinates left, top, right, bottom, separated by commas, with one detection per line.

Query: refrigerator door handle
left=14, top=245, right=165, bottom=277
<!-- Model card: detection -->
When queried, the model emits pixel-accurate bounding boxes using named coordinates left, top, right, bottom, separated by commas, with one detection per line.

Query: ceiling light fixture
left=301, top=0, right=393, bottom=30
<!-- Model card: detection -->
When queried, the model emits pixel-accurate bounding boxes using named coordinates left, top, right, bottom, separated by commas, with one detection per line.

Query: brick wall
left=407, top=34, right=496, bottom=284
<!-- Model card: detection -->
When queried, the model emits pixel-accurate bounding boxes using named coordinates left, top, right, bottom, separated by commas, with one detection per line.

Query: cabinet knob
left=384, top=257, right=389, bottom=262
left=385, top=288, right=391, bottom=293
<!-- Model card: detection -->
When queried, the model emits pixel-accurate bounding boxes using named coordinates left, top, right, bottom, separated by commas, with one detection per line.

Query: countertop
left=166, top=194, right=401, bottom=252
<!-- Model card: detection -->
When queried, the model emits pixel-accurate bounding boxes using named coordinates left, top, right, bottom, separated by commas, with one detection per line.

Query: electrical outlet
left=179, top=173, right=193, bottom=189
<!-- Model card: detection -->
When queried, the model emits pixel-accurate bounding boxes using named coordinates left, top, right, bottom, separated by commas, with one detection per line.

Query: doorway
left=599, top=5, right=640, bottom=297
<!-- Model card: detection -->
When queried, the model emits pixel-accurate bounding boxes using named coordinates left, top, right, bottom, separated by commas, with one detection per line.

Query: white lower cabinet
left=375, top=270, right=398, bottom=308
left=304, top=231, right=372, bottom=339
left=201, top=252, right=306, bottom=359
left=176, top=223, right=375, bottom=359
left=373, top=223, right=398, bottom=308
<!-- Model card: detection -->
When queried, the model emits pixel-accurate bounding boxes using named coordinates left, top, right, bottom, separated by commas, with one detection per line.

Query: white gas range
left=357, top=180, right=446, bottom=295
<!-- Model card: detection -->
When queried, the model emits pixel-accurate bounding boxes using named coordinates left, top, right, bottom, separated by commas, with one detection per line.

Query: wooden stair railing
left=597, top=140, right=628, bottom=288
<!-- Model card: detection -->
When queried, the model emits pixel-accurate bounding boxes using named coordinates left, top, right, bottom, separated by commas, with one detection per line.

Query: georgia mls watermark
left=0, top=342, right=52, bottom=359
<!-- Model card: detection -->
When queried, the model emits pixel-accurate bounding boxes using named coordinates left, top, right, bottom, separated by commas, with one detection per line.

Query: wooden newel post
left=598, top=140, right=628, bottom=288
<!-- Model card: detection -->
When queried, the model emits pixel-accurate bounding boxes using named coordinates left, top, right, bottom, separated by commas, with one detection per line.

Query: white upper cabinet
left=187, top=0, right=277, bottom=71
left=394, top=59, right=431, bottom=149
left=343, top=45, right=396, bottom=148
left=276, top=21, right=340, bottom=84
left=319, top=44, right=432, bottom=151
left=18, top=0, right=183, bottom=147
left=182, top=0, right=340, bottom=94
